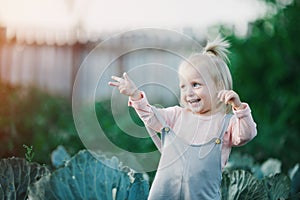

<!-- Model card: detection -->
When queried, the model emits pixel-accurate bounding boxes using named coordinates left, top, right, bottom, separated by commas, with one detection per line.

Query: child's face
left=179, top=64, right=219, bottom=116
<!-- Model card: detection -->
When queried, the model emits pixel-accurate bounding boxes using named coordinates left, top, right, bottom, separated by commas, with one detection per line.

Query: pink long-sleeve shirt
left=129, top=92, right=257, bottom=169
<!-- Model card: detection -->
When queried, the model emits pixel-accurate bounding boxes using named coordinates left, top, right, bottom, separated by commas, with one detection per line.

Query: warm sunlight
left=0, top=0, right=268, bottom=44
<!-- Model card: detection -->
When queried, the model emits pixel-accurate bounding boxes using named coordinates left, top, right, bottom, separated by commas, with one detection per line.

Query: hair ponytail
left=202, top=36, right=230, bottom=64
left=203, top=36, right=233, bottom=113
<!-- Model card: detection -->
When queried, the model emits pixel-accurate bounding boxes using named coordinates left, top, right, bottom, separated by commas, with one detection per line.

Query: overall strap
left=150, top=106, right=168, bottom=127
left=144, top=106, right=168, bottom=153
left=145, top=126, right=162, bottom=152
left=219, top=114, right=232, bottom=139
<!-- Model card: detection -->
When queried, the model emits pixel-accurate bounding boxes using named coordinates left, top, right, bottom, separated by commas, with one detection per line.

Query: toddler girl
left=108, top=36, right=257, bottom=199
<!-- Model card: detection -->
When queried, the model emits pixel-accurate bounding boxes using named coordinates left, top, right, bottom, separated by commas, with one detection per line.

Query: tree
left=228, top=0, right=300, bottom=170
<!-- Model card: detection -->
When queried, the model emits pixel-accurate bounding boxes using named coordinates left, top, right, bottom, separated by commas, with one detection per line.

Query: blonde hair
left=202, top=36, right=232, bottom=89
left=202, top=36, right=230, bottom=64
left=179, top=36, right=233, bottom=113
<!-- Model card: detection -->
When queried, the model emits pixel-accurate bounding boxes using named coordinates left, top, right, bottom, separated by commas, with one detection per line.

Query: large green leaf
left=128, top=173, right=149, bottom=200
left=289, top=163, right=300, bottom=198
left=0, top=157, right=50, bottom=200
left=224, top=153, right=255, bottom=172
left=263, top=173, right=291, bottom=200
left=221, top=170, right=231, bottom=199
left=224, top=153, right=264, bottom=179
left=260, top=158, right=282, bottom=177
left=221, top=170, right=268, bottom=200
left=28, top=150, right=149, bottom=200
left=51, top=145, right=71, bottom=168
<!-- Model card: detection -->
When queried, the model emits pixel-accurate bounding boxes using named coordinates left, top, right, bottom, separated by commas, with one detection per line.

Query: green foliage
left=29, top=149, right=149, bottom=200
left=289, top=164, right=300, bottom=199
left=221, top=153, right=296, bottom=200
left=0, top=149, right=299, bottom=200
left=0, top=157, right=50, bottom=200
left=0, top=83, right=84, bottom=164
left=221, top=170, right=291, bottom=200
left=127, top=173, right=150, bottom=200
left=263, top=173, right=290, bottom=200
left=22, top=144, right=34, bottom=162
left=51, top=145, right=71, bottom=168
left=220, top=0, right=300, bottom=171
left=221, top=170, right=268, bottom=200
left=0, top=149, right=149, bottom=200
left=95, top=100, right=157, bottom=153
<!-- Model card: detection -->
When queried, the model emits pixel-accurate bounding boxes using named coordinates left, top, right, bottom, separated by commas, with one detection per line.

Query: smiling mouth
left=187, top=99, right=201, bottom=104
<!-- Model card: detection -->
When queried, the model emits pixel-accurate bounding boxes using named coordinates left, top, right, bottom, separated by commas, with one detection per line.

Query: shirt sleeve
left=226, top=103, right=257, bottom=147
left=128, top=91, right=178, bottom=132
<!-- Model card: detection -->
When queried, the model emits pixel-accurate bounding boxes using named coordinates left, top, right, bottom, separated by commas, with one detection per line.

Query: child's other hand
left=218, top=90, right=244, bottom=110
left=108, top=72, right=141, bottom=100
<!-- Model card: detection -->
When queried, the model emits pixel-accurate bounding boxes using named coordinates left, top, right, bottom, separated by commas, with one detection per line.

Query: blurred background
left=0, top=0, right=299, bottom=173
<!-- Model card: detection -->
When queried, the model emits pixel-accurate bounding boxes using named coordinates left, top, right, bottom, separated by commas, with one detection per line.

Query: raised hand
left=108, top=72, right=142, bottom=100
left=218, top=90, right=244, bottom=110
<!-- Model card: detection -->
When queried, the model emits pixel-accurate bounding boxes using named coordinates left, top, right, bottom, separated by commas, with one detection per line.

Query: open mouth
left=187, top=99, right=201, bottom=106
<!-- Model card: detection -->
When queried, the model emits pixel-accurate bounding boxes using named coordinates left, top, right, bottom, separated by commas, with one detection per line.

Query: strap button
left=215, top=138, right=221, bottom=144
left=163, top=127, right=170, bottom=133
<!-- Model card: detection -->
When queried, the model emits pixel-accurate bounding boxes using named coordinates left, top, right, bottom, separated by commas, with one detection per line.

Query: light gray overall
left=146, top=107, right=231, bottom=200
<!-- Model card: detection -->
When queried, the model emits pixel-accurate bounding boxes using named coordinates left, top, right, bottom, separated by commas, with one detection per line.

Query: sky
left=0, top=0, right=268, bottom=43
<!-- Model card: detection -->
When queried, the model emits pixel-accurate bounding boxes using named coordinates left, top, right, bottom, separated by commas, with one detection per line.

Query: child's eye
left=192, top=83, right=201, bottom=88
left=180, top=85, right=186, bottom=89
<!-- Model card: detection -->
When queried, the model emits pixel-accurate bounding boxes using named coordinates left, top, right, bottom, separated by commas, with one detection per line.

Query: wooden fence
left=0, top=28, right=203, bottom=105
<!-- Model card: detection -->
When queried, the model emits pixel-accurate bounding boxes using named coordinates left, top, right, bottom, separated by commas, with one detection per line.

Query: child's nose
left=187, top=87, right=195, bottom=96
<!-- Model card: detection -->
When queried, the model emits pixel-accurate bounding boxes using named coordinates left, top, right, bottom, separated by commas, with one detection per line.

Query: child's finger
left=225, top=91, right=236, bottom=104
left=123, top=72, right=128, bottom=79
left=111, top=76, right=123, bottom=82
left=225, top=93, right=233, bottom=104
left=123, top=72, right=131, bottom=82
left=108, top=81, right=120, bottom=87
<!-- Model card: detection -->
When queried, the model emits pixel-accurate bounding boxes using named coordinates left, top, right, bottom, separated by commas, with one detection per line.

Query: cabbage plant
left=0, top=157, right=49, bottom=200
left=0, top=148, right=299, bottom=200
left=28, top=149, right=149, bottom=200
